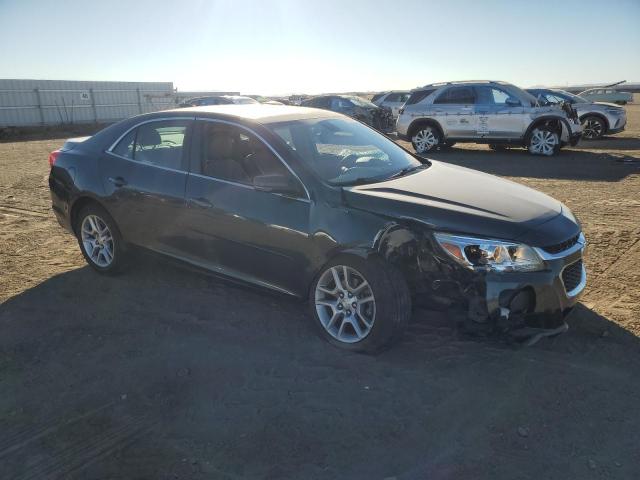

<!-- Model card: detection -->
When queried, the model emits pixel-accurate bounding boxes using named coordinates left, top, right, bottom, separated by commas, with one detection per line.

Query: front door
left=100, top=119, right=193, bottom=250
left=431, top=86, right=478, bottom=138
left=474, top=86, right=526, bottom=140
left=182, top=120, right=311, bottom=295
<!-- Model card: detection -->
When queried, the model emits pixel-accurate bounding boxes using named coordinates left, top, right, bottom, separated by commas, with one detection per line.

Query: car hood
left=593, top=101, right=624, bottom=109
left=343, top=161, right=578, bottom=245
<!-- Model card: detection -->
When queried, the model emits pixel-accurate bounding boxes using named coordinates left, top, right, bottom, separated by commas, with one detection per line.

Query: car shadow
left=418, top=146, right=640, bottom=182
left=1, top=258, right=640, bottom=479
left=575, top=136, right=640, bottom=151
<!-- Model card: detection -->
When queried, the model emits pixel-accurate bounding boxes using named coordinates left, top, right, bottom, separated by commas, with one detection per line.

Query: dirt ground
left=1, top=104, right=639, bottom=479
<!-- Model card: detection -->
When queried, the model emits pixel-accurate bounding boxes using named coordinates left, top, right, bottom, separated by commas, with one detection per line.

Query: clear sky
left=1, top=0, right=639, bottom=95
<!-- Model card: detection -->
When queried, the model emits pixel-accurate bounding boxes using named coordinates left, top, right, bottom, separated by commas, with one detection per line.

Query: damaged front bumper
left=423, top=233, right=587, bottom=342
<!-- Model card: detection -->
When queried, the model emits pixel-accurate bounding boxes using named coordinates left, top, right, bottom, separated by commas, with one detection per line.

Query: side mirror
left=505, top=98, right=521, bottom=107
left=253, top=173, right=301, bottom=196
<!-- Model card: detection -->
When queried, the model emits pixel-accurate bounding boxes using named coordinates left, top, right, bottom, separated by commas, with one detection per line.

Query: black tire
left=581, top=115, right=605, bottom=140
left=527, top=125, right=561, bottom=156
left=411, top=124, right=441, bottom=154
left=309, top=255, right=411, bottom=354
left=75, top=203, right=127, bottom=274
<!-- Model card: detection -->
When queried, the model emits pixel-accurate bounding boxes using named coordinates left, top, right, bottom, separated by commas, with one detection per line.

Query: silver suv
left=396, top=81, right=583, bottom=156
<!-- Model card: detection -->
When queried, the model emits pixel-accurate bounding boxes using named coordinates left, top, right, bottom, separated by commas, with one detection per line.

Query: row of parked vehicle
left=302, top=81, right=628, bottom=156
left=178, top=80, right=629, bottom=157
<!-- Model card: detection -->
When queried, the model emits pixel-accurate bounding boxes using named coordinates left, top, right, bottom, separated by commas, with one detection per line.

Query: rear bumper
left=49, top=172, right=74, bottom=233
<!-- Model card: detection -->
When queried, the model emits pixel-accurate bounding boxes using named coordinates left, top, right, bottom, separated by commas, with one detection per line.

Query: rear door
left=182, top=119, right=311, bottom=295
left=432, top=86, right=477, bottom=138
left=101, top=118, right=193, bottom=250
left=474, top=86, right=526, bottom=140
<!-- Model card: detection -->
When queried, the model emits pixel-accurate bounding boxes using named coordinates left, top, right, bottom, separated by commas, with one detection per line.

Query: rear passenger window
left=112, top=130, right=135, bottom=159
left=434, top=87, right=476, bottom=105
left=111, top=121, right=189, bottom=170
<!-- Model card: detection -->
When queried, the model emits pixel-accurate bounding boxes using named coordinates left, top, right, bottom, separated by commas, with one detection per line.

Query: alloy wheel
left=583, top=117, right=604, bottom=139
left=412, top=127, right=438, bottom=153
left=315, top=265, right=376, bottom=343
left=529, top=128, right=558, bottom=156
left=81, top=214, right=114, bottom=267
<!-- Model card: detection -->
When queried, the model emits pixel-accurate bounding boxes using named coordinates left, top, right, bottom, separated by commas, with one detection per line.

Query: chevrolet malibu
left=49, top=105, right=587, bottom=352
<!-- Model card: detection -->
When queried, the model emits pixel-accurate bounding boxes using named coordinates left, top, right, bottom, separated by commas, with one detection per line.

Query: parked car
left=302, top=95, right=394, bottom=132
left=579, top=88, right=633, bottom=105
left=372, top=91, right=411, bottom=119
left=179, top=95, right=258, bottom=107
left=49, top=105, right=587, bottom=351
left=527, top=88, right=627, bottom=139
left=396, top=81, right=582, bottom=156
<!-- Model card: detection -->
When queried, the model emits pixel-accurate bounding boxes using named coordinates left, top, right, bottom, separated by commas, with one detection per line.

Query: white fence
left=0, top=79, right=176, bottom=127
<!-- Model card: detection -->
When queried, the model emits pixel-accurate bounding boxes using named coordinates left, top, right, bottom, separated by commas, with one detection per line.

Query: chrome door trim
left=105, top=151, right=190, bottom=175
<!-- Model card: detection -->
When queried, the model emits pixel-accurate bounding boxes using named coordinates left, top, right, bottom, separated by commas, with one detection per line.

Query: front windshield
left=556, top=90, right=589, bottom=103
left=347, top=96, right=378, bottom=109
left=268, top=117, right=424, bottom=186
left=233, top=97, right=259, bottom=104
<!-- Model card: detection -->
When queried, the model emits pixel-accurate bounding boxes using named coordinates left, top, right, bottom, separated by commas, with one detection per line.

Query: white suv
left=396, top=81, right=582, bottom=156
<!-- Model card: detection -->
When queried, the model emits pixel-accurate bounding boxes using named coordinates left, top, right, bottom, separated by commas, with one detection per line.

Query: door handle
left=108, top=176, right=127, bottom=187
left=189, top=197, right=213, bottom=209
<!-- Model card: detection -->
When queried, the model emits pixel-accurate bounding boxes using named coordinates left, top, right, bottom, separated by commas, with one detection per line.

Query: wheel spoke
left=342, top=265, right=350, bottom=289
left=351, top=280, right=369, bottom=295
left=326, top=311, right=341, bottom=330
left=330, top=267, right=343, bottom=291
left=349, top=317, right=363, bottom=339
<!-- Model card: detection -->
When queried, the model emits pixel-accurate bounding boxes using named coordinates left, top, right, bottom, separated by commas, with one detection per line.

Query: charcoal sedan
left=49, top=105, right=586, bottom=352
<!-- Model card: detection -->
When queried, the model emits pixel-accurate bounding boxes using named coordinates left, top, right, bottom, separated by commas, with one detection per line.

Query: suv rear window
left=371, top=93, right=386, bottom=102
left=405, top=89, right=436, bottom=105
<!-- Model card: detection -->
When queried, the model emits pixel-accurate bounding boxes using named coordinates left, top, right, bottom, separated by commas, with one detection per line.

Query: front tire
left=527, top=126, right=560, bottom=156
left=411, top=125, right=441, bottom=154
left=310, top=255, right=411, bottom=353
left=582, top=115, right=605, bottom=139
left=75, top=203, right=127, bottom=274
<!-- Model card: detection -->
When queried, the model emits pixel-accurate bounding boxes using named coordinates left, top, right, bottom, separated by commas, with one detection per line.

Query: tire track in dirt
left=15, top=415, right=154, bottom=480
left=0, top=402, right=116, bottom=459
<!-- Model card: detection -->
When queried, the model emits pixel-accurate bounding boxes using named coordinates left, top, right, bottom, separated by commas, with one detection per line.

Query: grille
left=562, top=260, right=583, bottom=293
left=542, top=233, right=580, bottom=254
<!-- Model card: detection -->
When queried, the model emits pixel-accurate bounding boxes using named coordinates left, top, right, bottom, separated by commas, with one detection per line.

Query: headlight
left=434, top=233, right=544, bottom=272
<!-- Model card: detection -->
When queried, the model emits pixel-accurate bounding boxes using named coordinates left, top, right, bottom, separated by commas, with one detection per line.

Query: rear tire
left=310, top=255, right=411, bottom=354
left=75, top=203, right=127, bottom=274
left=411, top=125, right=441, bottom=154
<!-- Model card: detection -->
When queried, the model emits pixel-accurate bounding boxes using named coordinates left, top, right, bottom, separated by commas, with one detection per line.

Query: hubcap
left=81, top=215, right=114, bottom=267
left=412, top=128, right=438, bottom=153
left=529, top=128, right=558, bottom=156
left=583, top=118, right=603, bottom=139
left=315, top=265, right=376, bottom=343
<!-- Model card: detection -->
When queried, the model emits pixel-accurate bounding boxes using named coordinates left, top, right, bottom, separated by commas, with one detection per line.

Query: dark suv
left=49, top=104, right=586, bottom=352
left=302, top=95, right=394, bottom=132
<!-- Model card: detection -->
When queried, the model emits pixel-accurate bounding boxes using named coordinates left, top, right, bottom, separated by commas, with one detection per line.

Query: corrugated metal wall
left=0, top=79, right=176, bottom=127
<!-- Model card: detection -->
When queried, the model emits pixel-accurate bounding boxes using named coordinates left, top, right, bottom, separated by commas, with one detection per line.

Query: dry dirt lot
left=1, top=104, right=639, bottom=479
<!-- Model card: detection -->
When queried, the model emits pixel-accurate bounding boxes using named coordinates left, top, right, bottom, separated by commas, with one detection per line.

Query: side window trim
left=194, top=118, right=311, bottom=202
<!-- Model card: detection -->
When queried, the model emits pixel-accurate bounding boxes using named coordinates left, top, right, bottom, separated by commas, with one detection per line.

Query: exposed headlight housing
left=434, top=233, right=544, bottom=272
left=605, top=108, right=623, bottom=115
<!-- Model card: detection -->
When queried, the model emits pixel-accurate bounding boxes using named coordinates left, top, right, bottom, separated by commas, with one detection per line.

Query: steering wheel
left=339, top=153, right=363, bottom=170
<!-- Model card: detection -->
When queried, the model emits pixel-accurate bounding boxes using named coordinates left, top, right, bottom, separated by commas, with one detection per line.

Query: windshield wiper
left=386, top=164, right=427, bottom=180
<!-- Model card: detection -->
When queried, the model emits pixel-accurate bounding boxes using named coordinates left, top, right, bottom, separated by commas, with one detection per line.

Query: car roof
left=414, top=80, right=512, bottom=91
left=164, top=104, right=342, bottom=123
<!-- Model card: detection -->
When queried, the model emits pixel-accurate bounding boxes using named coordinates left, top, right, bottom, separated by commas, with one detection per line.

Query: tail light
left=48, top=149, right=61, bottom=167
